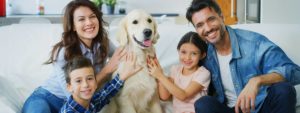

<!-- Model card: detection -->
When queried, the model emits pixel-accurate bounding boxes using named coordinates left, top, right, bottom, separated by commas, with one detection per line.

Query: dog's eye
left=147, top=18, right=152, bottom=23
left=133, top=20, right=138, bottom=24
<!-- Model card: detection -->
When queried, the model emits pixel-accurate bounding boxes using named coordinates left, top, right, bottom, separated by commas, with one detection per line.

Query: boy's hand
left=119, top=52, right=142, bottom=80
left=147, top=56, right=164, bottom=79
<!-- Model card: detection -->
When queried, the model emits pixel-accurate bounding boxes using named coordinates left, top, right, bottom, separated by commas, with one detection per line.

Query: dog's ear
left=152, top=18, right=159, bottom=44
left=116, top=17, right=129, bottom=46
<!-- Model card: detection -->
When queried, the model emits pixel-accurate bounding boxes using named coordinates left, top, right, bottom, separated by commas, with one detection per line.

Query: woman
left=22, top=0, right=125, bottom=113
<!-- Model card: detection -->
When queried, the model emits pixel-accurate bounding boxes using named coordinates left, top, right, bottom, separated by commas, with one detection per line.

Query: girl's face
left=67, top=67, right=97, bottom=106
left=178, top=43, right=205, bottom=70
left=73, top=6, right=99, bottom=47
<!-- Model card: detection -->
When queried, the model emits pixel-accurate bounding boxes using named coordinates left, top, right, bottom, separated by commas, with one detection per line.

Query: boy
left=60, top=53, right=142, bottom=113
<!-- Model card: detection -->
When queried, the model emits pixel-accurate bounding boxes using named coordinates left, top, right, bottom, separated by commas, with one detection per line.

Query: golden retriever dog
left=100, top=9, right=163, bottom=113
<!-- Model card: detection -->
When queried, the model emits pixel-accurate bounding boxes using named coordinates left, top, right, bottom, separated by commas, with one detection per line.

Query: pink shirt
left=170, top=65, right=210, bottom=113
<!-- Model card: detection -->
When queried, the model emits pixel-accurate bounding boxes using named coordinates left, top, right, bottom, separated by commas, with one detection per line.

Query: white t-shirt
left=217, top=52, right=237, bottom=107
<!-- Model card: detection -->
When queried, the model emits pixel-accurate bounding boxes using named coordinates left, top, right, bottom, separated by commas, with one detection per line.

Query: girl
left=147, top=31, right=210, bottom=113
left=22, top=0, right=125, bottom=113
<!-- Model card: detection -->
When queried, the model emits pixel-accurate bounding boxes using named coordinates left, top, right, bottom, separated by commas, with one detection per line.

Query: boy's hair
left=186, top=0, right=222, bottom=24
left=177, top=31, right=208, bottom=66
left=63, top=56, right=93, bottom=84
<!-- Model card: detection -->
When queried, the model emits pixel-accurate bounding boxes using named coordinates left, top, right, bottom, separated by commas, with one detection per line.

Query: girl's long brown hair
left=46, top=0, right=109, bottom=66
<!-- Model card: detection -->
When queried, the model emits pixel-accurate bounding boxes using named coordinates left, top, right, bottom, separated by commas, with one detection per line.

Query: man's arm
left=252, top=72, right=285, bottom=86
left=235, top=36, right=292, bottom=113
left=235, top=73, right=284, bottom=113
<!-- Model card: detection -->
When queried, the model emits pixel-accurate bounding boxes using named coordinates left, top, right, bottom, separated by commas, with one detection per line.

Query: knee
left=270, top=82, right=296, bottom=95
left=22, top=96, right=50, bottom=113
left=195, top=96, right=215, bottom=109
left=269, top=82, right=296, bottom=99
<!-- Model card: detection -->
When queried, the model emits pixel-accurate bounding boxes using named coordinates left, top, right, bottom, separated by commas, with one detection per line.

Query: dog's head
left=117, top=9, right=159, bottom=49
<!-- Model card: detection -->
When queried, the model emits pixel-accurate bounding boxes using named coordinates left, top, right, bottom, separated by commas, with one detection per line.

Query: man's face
left=191, top=7, right=226, bottom=45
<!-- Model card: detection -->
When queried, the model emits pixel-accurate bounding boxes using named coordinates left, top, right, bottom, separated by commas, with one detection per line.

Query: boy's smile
left=67, top=67, right=97, bottom=108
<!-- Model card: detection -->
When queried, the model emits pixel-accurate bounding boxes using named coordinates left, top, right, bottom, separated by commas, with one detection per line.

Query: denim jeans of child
left=194, top=82, right=296, bottom=113
left=22, top=87, right=64, bottom=113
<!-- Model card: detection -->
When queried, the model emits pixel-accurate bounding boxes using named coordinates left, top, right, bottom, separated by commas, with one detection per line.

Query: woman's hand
left=147, top=56, right=164, bottom=79
left=103, top=46, right=127, bottom=75
left=119, top=52, right=142, bottom=80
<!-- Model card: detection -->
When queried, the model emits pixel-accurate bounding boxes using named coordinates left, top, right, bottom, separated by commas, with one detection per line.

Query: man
left=185, top=0, right=300, bottom=113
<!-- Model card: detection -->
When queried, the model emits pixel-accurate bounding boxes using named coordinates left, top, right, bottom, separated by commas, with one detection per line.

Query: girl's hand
left=103, top=46, right=127, bottom=75
left=119, top=52, right=142, bottom=80
left=147, top=56, right=164, bottom=79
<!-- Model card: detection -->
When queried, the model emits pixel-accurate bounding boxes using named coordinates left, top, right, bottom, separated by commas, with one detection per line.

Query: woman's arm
left=96, top=46, right=126, bottom=85
left=53, top=48, right=71, bottom=97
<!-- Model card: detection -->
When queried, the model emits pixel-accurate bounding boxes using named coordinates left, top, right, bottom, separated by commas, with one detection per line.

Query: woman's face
left=73, top=6, right=99, bottom=47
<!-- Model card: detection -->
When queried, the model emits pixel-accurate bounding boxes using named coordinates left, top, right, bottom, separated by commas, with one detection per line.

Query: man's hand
left=235, top=77, right=260, bottom=113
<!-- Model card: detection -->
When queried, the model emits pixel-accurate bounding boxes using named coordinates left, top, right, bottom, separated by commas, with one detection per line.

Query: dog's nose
left=143, top=29, right=152, bottom=38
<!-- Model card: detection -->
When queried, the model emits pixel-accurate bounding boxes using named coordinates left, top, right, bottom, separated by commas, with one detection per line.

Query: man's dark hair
left=63, top=56, right=93, bottom=84
left=186, top=0, right=222, bottom=24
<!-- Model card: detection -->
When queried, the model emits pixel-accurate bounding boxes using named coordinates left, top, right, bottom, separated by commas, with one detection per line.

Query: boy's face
left=67, top=67, right=97, bottom=103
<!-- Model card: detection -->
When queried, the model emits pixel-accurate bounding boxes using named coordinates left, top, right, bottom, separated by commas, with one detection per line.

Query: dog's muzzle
left=143, top=29, right=152, bottom=38
left=133, top=29, right=153, bottom=48
left=133, top=36, right=152, bottom=47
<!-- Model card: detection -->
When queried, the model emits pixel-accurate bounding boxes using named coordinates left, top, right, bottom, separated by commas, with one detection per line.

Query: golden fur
left=100, top=9, right=162, bottom=113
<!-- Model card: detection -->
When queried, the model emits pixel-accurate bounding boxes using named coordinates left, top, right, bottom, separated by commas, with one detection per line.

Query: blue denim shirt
left=204, top=26, right=300, bottom=113
left=60, top=75, right=124, bottom=113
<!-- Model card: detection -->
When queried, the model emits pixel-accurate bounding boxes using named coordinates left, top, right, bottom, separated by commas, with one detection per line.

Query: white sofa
left=0, top=19, right=299, bottom=113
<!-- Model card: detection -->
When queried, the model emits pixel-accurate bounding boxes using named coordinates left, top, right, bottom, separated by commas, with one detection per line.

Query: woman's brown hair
left=46, top=0, right=109, bottom=66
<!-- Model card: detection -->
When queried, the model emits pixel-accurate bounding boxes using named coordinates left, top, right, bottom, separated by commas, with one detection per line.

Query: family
left=21, top=0, right=300, bottom=113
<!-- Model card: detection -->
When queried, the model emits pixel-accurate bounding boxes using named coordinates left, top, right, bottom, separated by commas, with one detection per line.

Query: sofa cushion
left=0, top=23, right=299, bottom=112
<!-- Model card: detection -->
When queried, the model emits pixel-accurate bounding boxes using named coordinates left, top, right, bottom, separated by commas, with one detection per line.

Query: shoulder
left=52, top=47, right=66, bottom=66
left=169, top=65, right=182, bottom=78
left=55, top=47, right=65, bottom=60
left=230, top=26, right=269, bottom=42
left=170, top=65, right=182, bottom=72
left=60, top=103, right=72, bottom=113
left=191, top=66, right=211, bottom=85
left=61, top=97, right=80, bottom=113
left=197, top=66, right=210, bottom=76
left=230, top=27, right=277, bottom=49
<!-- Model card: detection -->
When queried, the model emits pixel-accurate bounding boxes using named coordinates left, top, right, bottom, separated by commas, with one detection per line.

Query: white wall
left=7, top=0, right=191, bottom=15
left=119, top=0, right=190, bottom=16
left=6, top=0, right=300, bottom=24
left=6, top=0, right=70, bottom=15
left=236, top=0, right=245, bottom=24
left=261, top=0, right=300, bottom=24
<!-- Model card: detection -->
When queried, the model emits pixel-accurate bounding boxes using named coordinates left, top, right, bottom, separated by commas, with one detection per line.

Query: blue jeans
left=194, top=82, right=296, bottom=113
left=22, top=87, right=64, bottom=113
